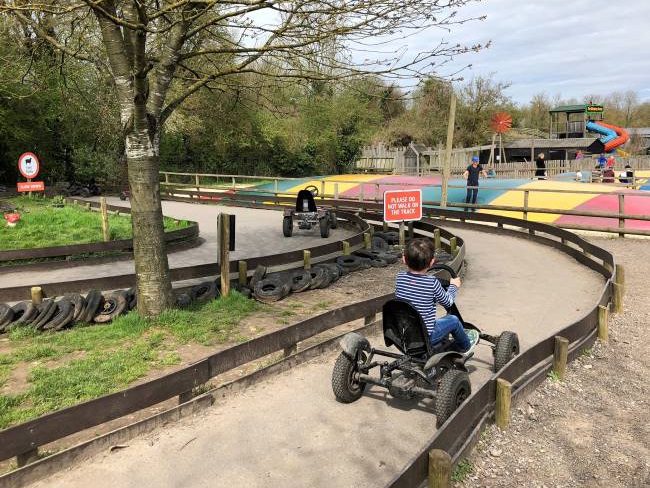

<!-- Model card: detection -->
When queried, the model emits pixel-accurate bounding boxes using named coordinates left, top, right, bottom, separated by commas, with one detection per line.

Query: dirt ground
left=457, top=237, right=650, bottom=488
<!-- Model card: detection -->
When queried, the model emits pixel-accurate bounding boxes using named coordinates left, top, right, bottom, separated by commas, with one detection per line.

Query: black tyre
left=253, top=276, right=291, bottom=303
left=313, top=265, right=334, bottom=289
left=94, top=292, right=128, bottom=323
left=435, top=369, right=471, bottom=427
left=10, top=302, right=38, bottom=326
left=250, top=265, right=267, bottom=288
left=235, top=285, right=252, bottom=299
left=32, top=300, right=57, bottom=331
left=0, top=303, right=14, bottom=331
left=358, top=257, right=372, bottom=269
left=64, top=294, right=86, bottom=323
left=370, top=258, right=388, bottom=268
left=329, top=211, right=338, bottom=229
left=124, top=287, right=137, bottom=311
left=191, top=281, right=217, bottom=302
left=493, top=331, right=520, bottom=372
left=319, top=217, right=330, bottom=238
left=176, top=292, right=192, bottom=308
left=289, top=270, right=312, bottom=293
left=434, top=249, right=453, bottom=263
left=371, top=236, right=389, bottom=251
left=308, top=267, right=329, bottom=289
left=282, top=217, right=293, bottom=237
left=332, top=351, right=367, bottom=403
left=321, top=263, right=341, bottom=283
left=80, top=289, right=104, bottom=324
left=383, top=231, right=400, bottom=244
left=43, top=299, right=74, bottom=331
left=335, top=255, right=363, bottom=273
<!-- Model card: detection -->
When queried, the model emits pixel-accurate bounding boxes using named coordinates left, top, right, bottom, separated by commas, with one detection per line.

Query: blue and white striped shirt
left=395, top=271, right=458, bottom=335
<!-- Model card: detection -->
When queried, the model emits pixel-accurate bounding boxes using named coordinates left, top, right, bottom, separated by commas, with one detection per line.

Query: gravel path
left=457, top=237, right=650, bottom=488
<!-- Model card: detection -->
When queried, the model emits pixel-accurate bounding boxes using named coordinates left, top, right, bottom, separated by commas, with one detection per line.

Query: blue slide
left=586, top=120, right=617, bottom=145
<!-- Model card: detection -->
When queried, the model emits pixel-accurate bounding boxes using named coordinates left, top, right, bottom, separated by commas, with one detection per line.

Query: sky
left=409, top=0, right=650, bottom=103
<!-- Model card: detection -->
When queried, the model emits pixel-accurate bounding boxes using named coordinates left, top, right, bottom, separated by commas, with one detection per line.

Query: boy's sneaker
left=464, top=329, right=480, bottom=355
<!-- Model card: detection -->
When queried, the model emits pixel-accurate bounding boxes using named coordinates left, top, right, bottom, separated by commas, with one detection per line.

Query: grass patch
left=547, top=370, right=561, bottom=382
left=0, top=292, right=257, bottom=429
left=452, top=460, right=473, bottom=482
left=0, top=196, right=186, bottom=251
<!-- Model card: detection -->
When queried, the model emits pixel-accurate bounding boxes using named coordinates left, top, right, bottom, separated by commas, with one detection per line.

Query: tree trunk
left=125, top=126, right=173, bottom=316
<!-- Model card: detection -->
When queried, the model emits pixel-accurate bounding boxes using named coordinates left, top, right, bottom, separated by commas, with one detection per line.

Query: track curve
left=26, top=225, right=604, bottom=488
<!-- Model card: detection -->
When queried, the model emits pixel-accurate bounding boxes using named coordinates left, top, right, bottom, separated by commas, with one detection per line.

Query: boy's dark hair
left=403, top=238, right=434, bottom=271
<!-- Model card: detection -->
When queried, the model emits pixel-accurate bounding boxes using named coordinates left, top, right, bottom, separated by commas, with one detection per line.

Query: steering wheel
left=427, top=263, right=457, bottom=289
left=304, top=185, right=319, bottom=197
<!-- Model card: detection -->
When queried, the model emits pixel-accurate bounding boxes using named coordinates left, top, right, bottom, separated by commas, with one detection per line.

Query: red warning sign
left=383, top=189, right=422, bottom=222
left=17, top=181, right=45, bottom=192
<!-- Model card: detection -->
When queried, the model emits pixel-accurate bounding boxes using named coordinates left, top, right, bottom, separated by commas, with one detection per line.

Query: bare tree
left=1, top=0, right=485, bottom=315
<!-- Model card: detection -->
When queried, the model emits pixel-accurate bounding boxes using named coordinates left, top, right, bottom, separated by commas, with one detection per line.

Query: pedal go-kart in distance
left=331, top=263, right=520, bottom=426
left=283, top=185, right=337, bottom=238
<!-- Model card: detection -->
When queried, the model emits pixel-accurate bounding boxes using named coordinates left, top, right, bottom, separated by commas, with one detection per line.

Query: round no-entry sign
left=18, top=152, right=40, bottom=179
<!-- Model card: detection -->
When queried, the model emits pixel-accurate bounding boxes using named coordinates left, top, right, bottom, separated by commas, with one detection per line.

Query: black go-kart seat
left=296, top=189, right=317, bottom=212
left=382, top=299, right=453, bottom=359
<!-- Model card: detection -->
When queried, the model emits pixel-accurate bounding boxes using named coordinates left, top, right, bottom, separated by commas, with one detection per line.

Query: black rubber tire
left=191, top=281, right=217, bottom=302
left=313, top=265, right=334, bottom=288
left=371, top=236, right=389, bottom=251
left=10, top=302, right=38, bottom=326
left=250, top=265, right=267, bottom=289
left=335, top=255, right=363, bottom=273
left=381, top=252, right=400, bottom=264
left=282, top=216, right=293, bottom=237
left=319, top=217, right=330, bottom=238
left=383, top=231, right=400, bottom=244
left=80, top=289, right=104, bottom=324
left=308, top=267, right=329, bottom=289
left=493, top=331, right=520, bottom=372
left=236, top=285, right=252, bottom=299
left=125, top=287, right=137, bottom=311
left=331, top=351, right=367, bottom=403
left=253, top=276, right=291, bottom=303
left=32, top=300, right=57, bottom=331
left=329, top=211, right=338, bottom=229
left=434, top=249, right=453, bottom=263
left=43, top=299, right=74, bottom=331
left=94, top=292, right=128, bottom=323
left=358, top=257, right=372, bottom=269
left=321, top=263, right=341, bottom=283
left=176, top=292, right=192, bottom=308
left=0, top=303, right=14, bottom=330
left=435, top=369, right=471, bottom=427
left=370, top=258, right=388, bottom=268
left=64, top=294, right=87, bottom=323
left=335, top=263, right=349, bottom=276
left=289, top=270, right=312, bottom=293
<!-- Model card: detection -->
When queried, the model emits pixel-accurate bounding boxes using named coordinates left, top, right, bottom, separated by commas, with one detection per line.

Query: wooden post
left=334, top=183, right=339, bottom=200
left=31, top=286, right=43, bottom=305
left=16, top=448, right=39, bottom=468
left=618, top=193, right=625, bottom=237
left=428, top=449, right=452, bottom=488
left=598, top=305, right=609, bottom=342
left=364, top=314, right=376, bottom=326
left=407, top=221, right=414, bottom=239
left=552, top=336, right=569, bottom=380
left=165, top=173, right=169, bottom=184
left=274, top=179, right=279, bottom=195
left=283, top=344, right=298, bottom=357
left=320, top=180, right=325, bottom=200
left=218, top=213, right=230, bottom=296
left=495, top=378, right=512, bottom=430
left=178, top=390, right=193, bottom=404
left=195, top=174, right=200, bottom=187
left=615, top=264, right=625, bottom=293
left=382, top=221, right=388, bottom=232
left=450, top=236, right=458, bottom=257
left=433, top=229, right=441, bottom=250
left=359, top=185, right=364, bottom=202
left=523, top=190, right=529, bottom=221
left=100, top=197, right=110, bottom=242
left=440, top=89, right=456, bottom=208
left=399, top=221, right=406, bottom=247
left=363, top=232, right=371, bottom=250
left=303, top=250, right=311, bottom=270
left=342, top=241, right=350, bottom=255
left=238, top=260, right=247, bottom=286
left=613, top=282, right=623, bottom=313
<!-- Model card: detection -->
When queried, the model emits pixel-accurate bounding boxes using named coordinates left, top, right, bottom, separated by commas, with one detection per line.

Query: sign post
left=17, top=152, right=44, bottom=195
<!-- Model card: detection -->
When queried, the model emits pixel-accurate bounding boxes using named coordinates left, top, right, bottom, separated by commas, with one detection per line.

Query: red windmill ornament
left=491, top=112, right=512, bottom=134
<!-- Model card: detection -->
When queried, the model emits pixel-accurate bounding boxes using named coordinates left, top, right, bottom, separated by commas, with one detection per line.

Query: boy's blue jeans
left=429, top=315, right=471, bottom=352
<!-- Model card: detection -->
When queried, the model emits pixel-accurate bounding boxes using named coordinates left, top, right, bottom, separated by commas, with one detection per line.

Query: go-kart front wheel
left=283, top=217, right=293, bottom=237
left=332, top=351, right=366, bottom=403
left=493, top=331, right=520, bottom=372
left=329, top=211, right=338, bottom=229
left=434, top=369, right=471, bottom=427
left=320, top=217, right=330, bottom=238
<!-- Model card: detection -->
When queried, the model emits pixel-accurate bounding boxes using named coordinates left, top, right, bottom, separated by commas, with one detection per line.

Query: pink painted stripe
left=555, top=192, right=650, bottom=230
left=340, top=175, right=442, bottom=198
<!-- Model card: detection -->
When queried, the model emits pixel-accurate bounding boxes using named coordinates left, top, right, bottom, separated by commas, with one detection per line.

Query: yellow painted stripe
left=480, top=180, right=618, bottom=222
left=283, top=174, right=380, bottom=196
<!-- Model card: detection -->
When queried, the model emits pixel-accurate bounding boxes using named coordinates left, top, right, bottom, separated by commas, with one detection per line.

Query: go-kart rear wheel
left=329, top=211, right=338, bottom=229
left=435, top=369, right=471, bottom=427
left=332, top=351, right=367, bottom=403
left=319, top=217, right=330, bottom=238
left=493, top=331, right=520, bottom=372
left=283, top=217, right=293, bottom=237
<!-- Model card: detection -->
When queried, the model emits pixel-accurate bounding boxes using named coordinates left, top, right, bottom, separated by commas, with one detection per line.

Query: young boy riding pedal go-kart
left=331, top=238, right=519, bottom=426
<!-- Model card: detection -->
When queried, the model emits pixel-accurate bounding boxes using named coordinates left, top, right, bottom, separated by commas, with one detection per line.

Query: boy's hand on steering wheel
left=450, top=277, right=462, bottom=288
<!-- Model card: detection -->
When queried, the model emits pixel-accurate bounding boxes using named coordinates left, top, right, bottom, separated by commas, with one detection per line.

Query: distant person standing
left=535, top=152, right=547, bottom=179
left=606, top=154, right=616, bottom=168
left=575, top=150, right=584, bottom=160
left=463, top=156, right=488, bottom=209
left=597, top=154, right=607, bottom=169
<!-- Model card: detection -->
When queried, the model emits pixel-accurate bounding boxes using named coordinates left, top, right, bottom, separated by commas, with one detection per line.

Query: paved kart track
left=0, top=197, right=356, bottom=291
left=28, top=226, right=605, bottom=488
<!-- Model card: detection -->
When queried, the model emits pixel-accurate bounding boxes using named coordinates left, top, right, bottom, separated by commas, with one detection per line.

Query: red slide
left=597, top=121, right=630, bottom=152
